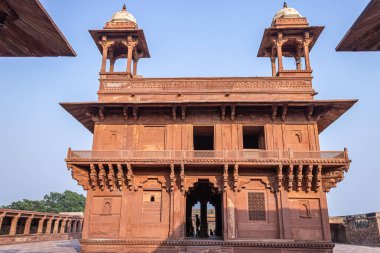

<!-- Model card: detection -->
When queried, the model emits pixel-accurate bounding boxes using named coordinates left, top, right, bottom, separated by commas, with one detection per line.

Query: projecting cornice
left=60, top=99, right=357, bottom=134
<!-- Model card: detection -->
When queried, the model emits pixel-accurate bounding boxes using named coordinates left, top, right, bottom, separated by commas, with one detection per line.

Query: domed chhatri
left=104, top=4, right=138, bottom=29
left=273, top=2, right=303, bottom=21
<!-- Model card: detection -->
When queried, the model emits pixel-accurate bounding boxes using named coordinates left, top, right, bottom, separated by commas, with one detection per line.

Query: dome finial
left=283, top=2, right=288, bottom=8
left=122, top=4, right=127, bottom=11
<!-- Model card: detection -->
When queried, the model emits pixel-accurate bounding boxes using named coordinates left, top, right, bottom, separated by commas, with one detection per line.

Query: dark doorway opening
left=193, top=126, right=214, bottom=150
left=186, top=179, right=222, bottom=239
left=243, top=126, right=265, bottom=149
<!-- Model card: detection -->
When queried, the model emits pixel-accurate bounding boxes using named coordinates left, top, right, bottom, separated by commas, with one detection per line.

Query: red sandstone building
left=63, top=4, right=357, bottom=253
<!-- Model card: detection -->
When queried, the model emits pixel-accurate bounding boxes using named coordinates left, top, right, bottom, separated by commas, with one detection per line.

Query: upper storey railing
left=66, top=149, right=348, bottom=163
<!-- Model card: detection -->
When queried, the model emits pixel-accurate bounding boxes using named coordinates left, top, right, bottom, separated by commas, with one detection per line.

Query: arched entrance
left=185, top=179, right=222, bottom=238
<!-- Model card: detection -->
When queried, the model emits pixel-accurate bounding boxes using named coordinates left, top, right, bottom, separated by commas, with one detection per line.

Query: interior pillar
left=199, top=200, right=208, bottom=237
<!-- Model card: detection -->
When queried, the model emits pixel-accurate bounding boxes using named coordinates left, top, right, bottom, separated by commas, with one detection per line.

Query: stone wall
left=330, top=212, right=380, bottom=247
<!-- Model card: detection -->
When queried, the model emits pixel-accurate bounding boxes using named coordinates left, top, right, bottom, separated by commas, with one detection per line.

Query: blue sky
left=0, top=0, right=378, bottom=216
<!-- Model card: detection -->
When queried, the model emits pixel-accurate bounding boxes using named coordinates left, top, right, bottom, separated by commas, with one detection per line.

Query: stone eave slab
left=60, top=99, right=357, bottom=134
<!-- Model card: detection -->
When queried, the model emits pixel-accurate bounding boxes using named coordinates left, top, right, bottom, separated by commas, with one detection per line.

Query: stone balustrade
left=0, top=209, right=83, bottom=245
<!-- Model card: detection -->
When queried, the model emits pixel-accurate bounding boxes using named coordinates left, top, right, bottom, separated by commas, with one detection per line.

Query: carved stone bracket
left=287, top=165, right=294, bottom=192
left=172, top=106, right=177, bottom=121
left=132, top=106, right=138, bottom=121
left=98, top=164, right=106, bottom=191
left=98, top=107, right=105, bottom=121
left=122, top=107, right=128, bottom=121
left=272, top=105, right=278, bottom=121
left=276, top=164, right=283, bottom=189
left=107, top=164, right=116, bottom=191
left=233, top=164, right=239, bottom=191
left=116, top=163, right=124, bottom=190
left=181, top=106, right=186, bottom=121
left=307, top=105, right=314, bottom=121
left=281, top=105, right=288, bottom=121
left=223, top=164, right=228, bottom=191
left=180, top=164, right=185, bottom=194
left=221, top=106, right=226, bottom=121
left=170, top=163, right=175, bottom=192
left=126, top=163, right=134, bottom=191
left=296, top=164, right=303, bottom=192
left=89, top=164, right=97, bottom=190
left=305, top=165, right=313, bottom=192
left=230, top=105, right=236, bottom=121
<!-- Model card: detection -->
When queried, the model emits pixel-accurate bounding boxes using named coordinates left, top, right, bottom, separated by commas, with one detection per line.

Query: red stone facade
left=0, top=209, right=82, bottom=245
left=63, top=4, right=357, bottom=253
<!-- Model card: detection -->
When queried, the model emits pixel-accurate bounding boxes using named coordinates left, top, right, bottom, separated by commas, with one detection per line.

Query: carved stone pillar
left=37, top=217, right=46, bottom=234
left=60, top=219, right=67, bottom=234
left=53, top=219, right=60, bottom=234
left=270, top=57, right=276, bottom=76
left=9, top=214, right=20, bottom=235
left=77, top=220, right=82, bottom=232
left=199, top=200, right=208, bottom=237
left=109, top=58, right=115, bottom=73
left=133, top=59, right=138, bottom=76
left=23, top=215, right=34, bottom=235
left=0, top=213, right=6, bottom=232
left=66, top=219, right=72, bottom=234
left=275, top=35, right=284, bottom=72
left=45, top=218, right=53, bottom=234
left=100, top=37, right=108, bottom=73
left=303, top=32, right=311, bottom=71
left=72, top=220, right=77, bottom=233
left=295, top=57, right=302, bottom=70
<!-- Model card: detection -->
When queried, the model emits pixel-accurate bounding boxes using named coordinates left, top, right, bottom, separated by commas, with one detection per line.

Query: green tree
left=2, top=190, right=86, bottom=213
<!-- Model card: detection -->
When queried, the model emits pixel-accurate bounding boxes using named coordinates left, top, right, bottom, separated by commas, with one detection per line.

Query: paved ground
left=0, top=240, right=379, bottom=253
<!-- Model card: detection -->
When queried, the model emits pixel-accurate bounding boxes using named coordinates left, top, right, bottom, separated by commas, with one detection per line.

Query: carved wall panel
left=288, top=198, right=323, bottom=240
left=140, top=126, right=166, bottom=150
left=142, top=191, right=162, bottom=223
left=93, top=125, right=126, bottom=150
left=285, top=125, right=311, bottom=150
left=89, top=195, right=121, bottom=238
left=235, top=178, right=278, bottom=239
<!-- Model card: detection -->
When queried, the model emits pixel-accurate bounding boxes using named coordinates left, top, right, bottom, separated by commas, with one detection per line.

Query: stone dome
left=109, top=4, right=137, bottom=24
left=273, top=2, right=303, bottom=21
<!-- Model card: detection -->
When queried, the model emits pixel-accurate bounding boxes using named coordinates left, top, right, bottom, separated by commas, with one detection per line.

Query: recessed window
left=243, top=126, right=265, bottom=149
left=150, top=196, right=155, bottom=202
left=193, top=126, right=214, bottom=150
